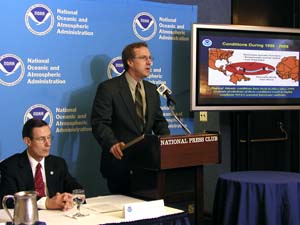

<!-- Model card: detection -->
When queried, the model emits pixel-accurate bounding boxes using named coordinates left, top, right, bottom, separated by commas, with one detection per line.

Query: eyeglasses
left=133, top=56, right=154, bottom=62
left=31, top=135, right=53, bottom=143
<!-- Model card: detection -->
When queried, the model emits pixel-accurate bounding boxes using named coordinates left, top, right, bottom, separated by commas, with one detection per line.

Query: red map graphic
left=208, top=48, right=299, bottom=84
left=226, top=62, right=275, bottom=84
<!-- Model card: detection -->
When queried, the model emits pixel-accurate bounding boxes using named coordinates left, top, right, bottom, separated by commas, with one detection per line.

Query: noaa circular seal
left=25, top=4, right=54, bottom=36
left=202, top=39, right=212, bottom=47
left=107, top=56, right=124, bottom=79
left=24, top=104, right=53, bottom=127
left=127, top=206, right=133, bottom=212
left=133, top=12, right=157, bottom=41
left=0, top=54, right=25, bottom=86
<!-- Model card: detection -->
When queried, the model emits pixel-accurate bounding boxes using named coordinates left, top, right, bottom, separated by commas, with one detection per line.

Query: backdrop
left=0, top=0, right=197, bottom=196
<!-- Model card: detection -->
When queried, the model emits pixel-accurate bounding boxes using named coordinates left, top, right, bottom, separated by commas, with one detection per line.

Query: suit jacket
left=91, top=73, right=170, bottom=178
left=0, top=150, right=82, bottom=202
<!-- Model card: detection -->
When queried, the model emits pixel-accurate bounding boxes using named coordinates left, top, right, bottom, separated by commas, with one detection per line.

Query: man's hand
left=46, top=192, right=74, bottom=211
left=110, top=142, right=126, bottom=160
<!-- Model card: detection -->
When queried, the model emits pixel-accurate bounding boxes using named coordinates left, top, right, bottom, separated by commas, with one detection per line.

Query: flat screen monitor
left=190, top=24, right=300, bottom=111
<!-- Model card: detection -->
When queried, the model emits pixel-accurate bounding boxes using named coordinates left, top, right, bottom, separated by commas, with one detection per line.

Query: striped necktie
left=135, top=82, right=144, bottom=132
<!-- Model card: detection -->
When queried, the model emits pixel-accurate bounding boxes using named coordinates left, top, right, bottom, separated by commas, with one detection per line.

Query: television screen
left=190, top=24, right=300, bottom=111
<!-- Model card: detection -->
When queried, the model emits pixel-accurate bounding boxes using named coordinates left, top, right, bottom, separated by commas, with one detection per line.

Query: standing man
left=0, top=118, right=83, bottom=210
left=91, top=42, right=170, bottom=194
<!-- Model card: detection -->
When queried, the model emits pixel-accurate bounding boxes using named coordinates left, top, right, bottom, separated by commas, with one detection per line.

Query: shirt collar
left=125, top=72, right=144, bottom=91
left=27, top=150, right=45, bottom=169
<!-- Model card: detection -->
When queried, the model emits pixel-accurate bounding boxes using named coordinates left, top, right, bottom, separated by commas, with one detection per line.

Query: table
left=0, top=195, right=190, bottom=225
left=213, top=171, right=300, bottom=225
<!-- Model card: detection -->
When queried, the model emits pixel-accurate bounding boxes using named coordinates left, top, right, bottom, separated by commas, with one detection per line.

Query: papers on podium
left=121, top=135, right=145, bottom=150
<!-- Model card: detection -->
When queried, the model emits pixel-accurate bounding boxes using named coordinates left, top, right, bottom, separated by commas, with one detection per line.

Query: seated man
left=0, top=118, right=83, bottom=211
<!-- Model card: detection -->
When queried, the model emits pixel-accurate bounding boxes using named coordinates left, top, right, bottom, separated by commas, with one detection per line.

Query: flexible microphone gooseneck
left=157, top=83, right=191, bottom=134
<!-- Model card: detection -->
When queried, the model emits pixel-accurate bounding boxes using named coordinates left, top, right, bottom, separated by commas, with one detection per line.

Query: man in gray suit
left=0, top=118, right=82, bottom=210
left=91, top=42, right=170, bottom=194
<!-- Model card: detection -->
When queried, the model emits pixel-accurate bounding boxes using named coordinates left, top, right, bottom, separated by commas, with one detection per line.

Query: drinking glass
left=72, top=189, right=87, bottom=217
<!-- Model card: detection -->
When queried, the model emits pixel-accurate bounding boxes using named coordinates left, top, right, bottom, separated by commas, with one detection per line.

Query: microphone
left=157, top=83, right=191, bottom=134
left=157, top=83, right=176, bottom=106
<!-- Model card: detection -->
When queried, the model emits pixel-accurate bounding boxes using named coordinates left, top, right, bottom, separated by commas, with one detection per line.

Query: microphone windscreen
left=156, top=83, right=171, bottom=98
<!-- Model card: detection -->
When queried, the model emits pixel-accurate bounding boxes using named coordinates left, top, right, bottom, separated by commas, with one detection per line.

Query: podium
left=126, top=133, right=220, bottom=225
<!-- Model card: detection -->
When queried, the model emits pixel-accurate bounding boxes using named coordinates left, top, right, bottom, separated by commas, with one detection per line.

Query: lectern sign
left=160, top=135, right=218, bottom=146
left=160, top=133, right=220, bottom=169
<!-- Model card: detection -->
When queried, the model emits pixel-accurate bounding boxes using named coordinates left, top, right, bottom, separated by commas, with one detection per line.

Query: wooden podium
left=125, top=133, right=220, bottom=225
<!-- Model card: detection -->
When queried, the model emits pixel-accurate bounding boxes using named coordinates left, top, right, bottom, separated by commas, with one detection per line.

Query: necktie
left=135, top=82, right=144, bottom=132
left=34, top=163, right=45, bottom=197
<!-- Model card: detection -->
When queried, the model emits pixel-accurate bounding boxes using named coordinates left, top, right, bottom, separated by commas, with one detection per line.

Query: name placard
left=123, top=199, right=165, bottom=220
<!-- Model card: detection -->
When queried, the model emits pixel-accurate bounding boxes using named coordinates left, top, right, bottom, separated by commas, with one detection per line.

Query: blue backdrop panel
left=0, top=0, right=197, bottom=196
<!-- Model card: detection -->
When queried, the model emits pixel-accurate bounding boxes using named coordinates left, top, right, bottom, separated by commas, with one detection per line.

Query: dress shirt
left=125, top=72, right=146, bottom=121
left=27, top=151, right=48, bottom=209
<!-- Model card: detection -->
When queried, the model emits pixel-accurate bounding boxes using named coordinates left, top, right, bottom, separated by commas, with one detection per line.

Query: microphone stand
left=167, top=99, right=192, bottom=135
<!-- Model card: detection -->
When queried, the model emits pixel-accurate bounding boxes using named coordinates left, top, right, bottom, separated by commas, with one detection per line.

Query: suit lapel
left=144, top=81, right=154, bottom=129
left=19, top=151, right=35, bottom=189
left=44, top=157, right=55, bottom=196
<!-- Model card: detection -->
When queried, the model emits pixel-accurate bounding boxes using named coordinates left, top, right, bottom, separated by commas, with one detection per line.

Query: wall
left=0, top=0, right=197, bottom=196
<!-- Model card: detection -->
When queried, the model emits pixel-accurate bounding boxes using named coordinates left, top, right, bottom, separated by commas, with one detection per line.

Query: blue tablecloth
left=100, top=212, right=190, bottom=225
left=213, top=171, right=300, bottom=225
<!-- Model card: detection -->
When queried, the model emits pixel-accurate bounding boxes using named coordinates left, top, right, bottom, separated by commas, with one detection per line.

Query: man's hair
left=122, top=42, right=148, bottom=71
left=22, top=118, right=48, bottom=138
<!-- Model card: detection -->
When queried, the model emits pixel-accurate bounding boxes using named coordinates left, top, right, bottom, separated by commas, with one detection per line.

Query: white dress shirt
left=27, top=151, right=48, bottom=209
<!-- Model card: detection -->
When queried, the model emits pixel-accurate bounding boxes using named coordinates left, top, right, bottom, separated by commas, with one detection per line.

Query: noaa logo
left=127, top=206, right=133, bottom=213
left=25, top=4, right=54, bottom=36
left=202, top=39, right=212, bottom=47
left=107, top=57, right=124, bottom=79
left=24, top=104, right=53, bottom=127
left=133, top=12, right=157, bottom=41
left=0, top=54, right=25, bottom=86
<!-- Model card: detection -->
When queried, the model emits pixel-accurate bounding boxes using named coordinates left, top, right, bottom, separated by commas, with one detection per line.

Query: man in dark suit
left=91, top=42, right=170, bottom=194
left=0, top=118, right=82, bottom=210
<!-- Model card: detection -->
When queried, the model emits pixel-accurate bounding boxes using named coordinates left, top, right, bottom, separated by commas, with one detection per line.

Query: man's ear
left=127, top=59, right=133, bottom=67
left=23, top=137, right=31, bottom=146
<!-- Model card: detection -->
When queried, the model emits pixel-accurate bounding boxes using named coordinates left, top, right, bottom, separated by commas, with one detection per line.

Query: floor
left=187, top=214, right=213, bottom=225
left=203, top=215, right=213, bottom=225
